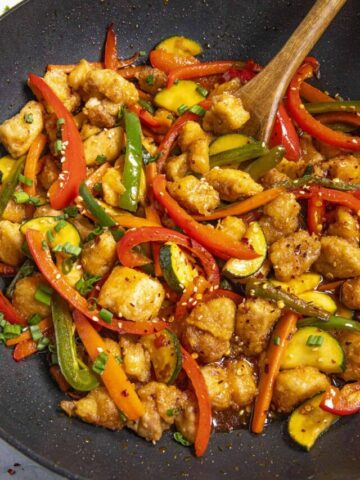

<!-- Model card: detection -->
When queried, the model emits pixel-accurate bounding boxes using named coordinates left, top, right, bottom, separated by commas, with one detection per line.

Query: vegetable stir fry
left=1, top=26, right=360, bottom=456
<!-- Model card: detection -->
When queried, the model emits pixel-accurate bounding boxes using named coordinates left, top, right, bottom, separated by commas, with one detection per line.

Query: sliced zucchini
left=20, top=216, right=81, bottom=249
left=288, top=393, right=338, bottom=451
left=154, top=80, right=204, bottom=113
left=223, top=222, right=266, bottom=279
left=159, top=242, right=197, bottom=293
left=209, top=134, right=250, bottom=156
left=271, top=273, right=322, bottom=295
left=298, top=291, right=337, bottom=314
left=155, top=35, right=202, bottom=56
left=0, top=155, right=16, bottom=182
left=280, top=326, right=345, bottom=374
left=141, top=328, right=182, bottom=384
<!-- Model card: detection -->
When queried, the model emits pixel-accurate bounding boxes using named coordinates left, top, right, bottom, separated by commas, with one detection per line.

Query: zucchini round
left=155, top=35, right=202, bottom=56
left=141, top=328, right=182, bottom=384
left=223, top=222, right=266, bottom=279
left=159, top=242, right=197, bottom=293
left=154, top=80, right=204, bottom=113
left=209, top=134, right=250, bottom=156
left=280, top=326, right=345, bottom=374
left=288, top=393, right=338, bottom=451
left=0, top=155, right=16, bottom=182
left=297, top=291, right=337, bottom=314
left=20, top=216, right=81, bottom=249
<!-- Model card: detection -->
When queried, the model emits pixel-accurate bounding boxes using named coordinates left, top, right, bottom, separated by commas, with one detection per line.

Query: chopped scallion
left=196, top=85, right=208, bottom=97
left=30, top=324, right=43, bottom=342
left=24, top=113, right=34, bottom=124
left=13, top=190, right=30, bottom=204
left=138, top=99, right=155, bottom=114
left=54, top=139, right=63, bottom=154
left=95, top=154, right=107, bottom=165
left=37, top=336, right=50, bottom=351
left=54, top=220, right=67, bottom=232
left=306, top=334, right=324, bottom=347
left=273, top=335, right=281, bottom=346
left=173, top=432, right=192, bottom=446
left=92, top=352, right=108, bottom=375
left=177, top=104, right=189, bottom=115
left=189, top=104, right=206, bottom=116
left=99, top=308, right=113, bottom=324
left=28, top=313, right=42, bottom=326
left=145, top=74, right=155, bottom=86
left=18, top=174, right=33, bottom=186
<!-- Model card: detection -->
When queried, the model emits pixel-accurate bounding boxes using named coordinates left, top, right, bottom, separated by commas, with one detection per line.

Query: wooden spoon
left=238, top=0, right=347, bottom=143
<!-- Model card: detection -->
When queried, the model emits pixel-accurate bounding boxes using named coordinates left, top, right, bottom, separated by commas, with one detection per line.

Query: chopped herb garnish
left=95, top=154, right=107, bottom=165
left=166, top=408, right=176, bottom=417
left=118, top=105, right=125, bottom=120
left=118, top=410, right=127, bottom=422
left=46, top=230, right=55, bottom=243
left=115, top=355, right=123, bottom=364
left=273, top=335, right=281, bottom=346
left=34, top=284, right=53, bottom=306
left=30, top=324, right=43, bottom=342
left=24, top=113, right=34, bottom=124
left=52, top=242, right=81, bottom=257
left=145, top=74, right=155, bottom=86
left=28, top=313, right=42, bottom=326
left=64, top=205, right=79, bottom=218
left=61, top=258, right=74, bottom=274
left=92, top=352, right=108, bottom=375
left=306, top=334, right=324, bottom=347
left=54, top=219, right=67, bottom=232
left=189, top=104, right=206, bottom=116
left=3, top=323, right=22, bottom=340
left=85, top=224, right=104, bottom=243
left=38, top=284, right=54, bottom=296
left=37, top=336, right=50, bottom=351
left=41, top=240, right=48, bottom=251
left=139, top=50, right=146, bottom=57
left=13, top=190, right=30, bottom=204
left=87, top=297, right=98, bottom=311
left=177, top=104, right=189, bottom=115
left=18, top=174, right=33, bottom=186
left=196, top=85, right=208, bottom=97
left=138, top=99, right=155, bottom=114
left=99, top=308, right=113, bottom=324
left=75, top=274, right=101, bottom=296
left=173, top=432, right=192, bottom=446
left=142, top=147, right=158, bottom=166
left=54, top=139, right=63, bottom=154
left=56, top=118, right=65, bottom=127
left=6, top=259, right=35, bottom=298
left=93, top=182, right=103, bottom=193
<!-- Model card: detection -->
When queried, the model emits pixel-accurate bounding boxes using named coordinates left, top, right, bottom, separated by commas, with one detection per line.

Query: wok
left=0, top=0, right=360, bottom=478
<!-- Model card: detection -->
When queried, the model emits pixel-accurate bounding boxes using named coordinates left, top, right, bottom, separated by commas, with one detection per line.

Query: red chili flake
left=154, top=334, right=166, bottom=349
left=121, top=389, right=129, bottom=397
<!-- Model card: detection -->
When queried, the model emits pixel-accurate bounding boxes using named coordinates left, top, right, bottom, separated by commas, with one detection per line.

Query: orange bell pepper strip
left=167, top=60, right=234, bottom=88
left=6, top=318, right=52, bottom=346
left=25, top=229, right=167, bottom=335
left=149, top=49, right=199, bottom=74
left=13, top=338, right=39, bottom=362
left=0, top=291, right=25, bottom=326
left=104, top=23, right=118, bottom=70
left=180, top=347, right=212, bottom=457
left=193, top=187, right=284, bottom=222
left=28, top=74, right=87, bottom=209
left=300, top=82, right=334, bottom=103
left=286, top=58, right=360, bottom=150
left=152, top=175, right=258, bottom=261
left=251, top=312, right=298, bottom=433
left=23, top=133, right=47, bottom=196
left=113, top=214, right=159, bottom=229
left=73, top=310, right=144, bottom=420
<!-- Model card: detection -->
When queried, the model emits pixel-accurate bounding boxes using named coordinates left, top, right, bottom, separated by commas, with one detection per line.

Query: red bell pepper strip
left=320, top=382, right=360, bottom=416
left=269, top=103, right=300, bottom=161
left=129, top=103, right=164, bottom=130
left=295, top=186, right=360, bottom=213
left=299, top=82, right=334, bottom=103
left=152, top=175, right=258, bottom=261
left=307, top=191, right=325, bottom=235
left=180, top=346, right=212, bottom=457
left=25, top=229, right=167, bottom=335
left=149, top=49, right=199, bottom=74
left=28, top=74, right=87, bottom=209
left=73, top=310, right=145, bottom=420
left=222, top=59, right=261, bottom=83
left=117, top=226, right=220, bottom=286
left=201, top=288, right=243, bottom=305
left=316, top=112, right=360, bottom=129
left=0, top=291, right=26, bottom=326
left=167, top=60, right=234, bottom=88
left=286, top=58, right=360, bottom=151
left=104, top=23, right=118, bottom=70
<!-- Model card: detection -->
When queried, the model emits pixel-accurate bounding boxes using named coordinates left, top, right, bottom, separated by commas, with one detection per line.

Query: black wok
left=0, top=1, right=360, bottom=478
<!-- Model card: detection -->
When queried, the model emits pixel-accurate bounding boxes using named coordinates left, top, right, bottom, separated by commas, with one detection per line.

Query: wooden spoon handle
left=241, top=0, right=347, bottom=142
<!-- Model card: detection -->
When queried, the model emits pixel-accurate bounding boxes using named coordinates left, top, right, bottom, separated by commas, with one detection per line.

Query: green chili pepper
left=305, top=101, right=360, bottom=115
left=6, top=259, right=35, bottom=298
left=245, top=279, right=330, bottom=321
left=0, top=156, right=25, bottom=218
left=245, top=146, right=285, bottom=181
left=119, top=109, right=143, bottom=212
left=274, top=175, right=360, bottom=192
left=209, top=142, right=268, bottom=168
left=52, top=294, right=99, bottom=392
left=298, top=316, right=360, bottom=333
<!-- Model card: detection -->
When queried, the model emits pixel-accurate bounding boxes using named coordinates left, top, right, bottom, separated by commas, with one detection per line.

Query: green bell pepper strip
left=245, top=279, right=330, bottom=321
left=275, top=175, right=360, bottom=192
left=6, top=259, right=35, bottom=298
left=305, top=101, right=360, bottom=115
left=245, top=146, right=285, bottom=181
left=52, top=293, right=99, bottom=392
left=298, top=316, right=360, bottom=333
left=119, top=109, right=143, bottom=212
left=0, top=156, right=25, bottom=218
left=209, top=142, right=269, bottom=168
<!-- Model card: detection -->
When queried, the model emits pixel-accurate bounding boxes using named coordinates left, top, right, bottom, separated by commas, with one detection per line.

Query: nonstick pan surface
left=0, top=1, right=360, bottom=478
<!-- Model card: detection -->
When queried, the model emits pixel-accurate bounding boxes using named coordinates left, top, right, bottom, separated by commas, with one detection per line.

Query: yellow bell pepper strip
left=23, top=133, right=47, bottom=197
left=180, top=346, right=212, bottom=457
left=0, top=156, right=25, bottom=218
left=286, top=58, right=360, bottom=150
left=193, top=187, right=284, bottom=222
left=52, top=294, right=99, bottom=392
left=73, top=310, right=144, bottom=420
left=119, top=109, right=143, bottom=212
left=25, top=229, right=167, bottom=336
left=152, top=175, right=259, bottom=261
left=28, top=74, right=87, bottom=209
left=251, top=312, right=298, bottom=433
